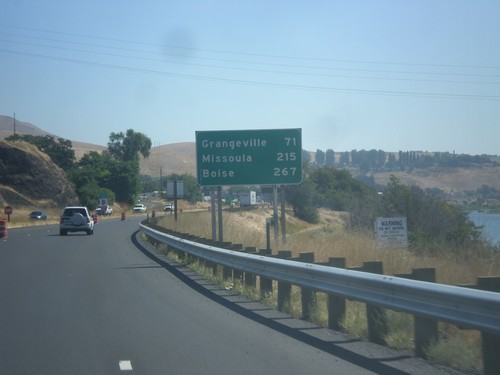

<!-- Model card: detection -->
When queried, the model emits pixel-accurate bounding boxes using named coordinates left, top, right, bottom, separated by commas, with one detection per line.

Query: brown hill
left=0, top=140, right=79, bottom=208
left=140, top=145, right=500, bottom=193
left=1, top=115, right=498, bottom=197
left=373, top=167, right=500, bottom=194
left=0, top=115, right=106, bottom=160
left=139, top=142, right=196, bottom=177
left=0, top=115, right=53, bottom=138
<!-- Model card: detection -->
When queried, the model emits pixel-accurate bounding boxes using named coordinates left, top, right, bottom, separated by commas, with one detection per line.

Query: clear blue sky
left=1, top=0, right=499, bottom=155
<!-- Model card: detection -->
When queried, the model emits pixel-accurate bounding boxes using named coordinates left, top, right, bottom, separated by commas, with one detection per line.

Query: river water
left=468, top=211, right=500, bottom=246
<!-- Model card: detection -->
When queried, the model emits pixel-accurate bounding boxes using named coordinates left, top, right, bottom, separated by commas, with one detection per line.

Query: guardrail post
left=299, top=252, right=316, bottom=320
left=412, top=268, right=438, bottom=359
left=184, top=235, right=199, bottom=264
left=277, top=251, right=292, bottom=313
left=477, top=276, right=500, bottom=375
left=202, top=238, right=219, bottom=277
left=259, top=249, right=273, bottom=298
left=327, top=257, right=346, bottom=331
left=244, top=247, right=257, bottom=287
left=363, top=261, right=388, bottom=345
left=232, top=244, right=244, bottom=282
left=220, top=242, right=233, bottom=280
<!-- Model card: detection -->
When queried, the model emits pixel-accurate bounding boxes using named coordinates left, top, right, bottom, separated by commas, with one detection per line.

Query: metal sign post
left=196, top=128, right=302, bottom=244
left=280, top=186, right=286, bottom=243
left=273, top=185, right=278, bottom=243
left=217, top=186, right=223, bottom=242
left=4, top=206, right=13, bottom=222
left=210, top=189, right=216, bottom=241
left=167, top=180, right=184, bottom=222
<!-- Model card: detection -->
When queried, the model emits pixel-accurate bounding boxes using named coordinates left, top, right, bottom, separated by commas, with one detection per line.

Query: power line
left=2, top=48, right=499, bottom=101
left=2, top=29, right=500, bottom=80
left=2, top=23, right=500, bottom=71
left=2, top=37, right=499, bottom=86
left=1, top=24, right=499, bottom=101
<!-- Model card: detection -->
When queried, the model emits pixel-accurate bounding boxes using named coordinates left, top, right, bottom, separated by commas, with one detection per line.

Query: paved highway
left=0, top=217, right=462, bottom=374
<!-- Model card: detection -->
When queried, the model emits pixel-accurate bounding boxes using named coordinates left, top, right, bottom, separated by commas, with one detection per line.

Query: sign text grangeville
left=196, top=129, right=302, bottom=186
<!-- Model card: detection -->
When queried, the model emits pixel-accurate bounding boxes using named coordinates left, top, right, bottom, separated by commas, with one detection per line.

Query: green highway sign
left=196, top=129, right=302, bottom=186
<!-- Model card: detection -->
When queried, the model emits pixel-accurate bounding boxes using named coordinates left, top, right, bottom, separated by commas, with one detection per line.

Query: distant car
left=96, top=205, right=113, bottom=216
left=139, top=194, right=148, bottom=200
left=133, top=204, right=147, bottom=213
left=59, top=206, right=94, bottom=235
left=29, top=210, right=47, bottom=220
left=163, top=203, right=175, bottom=211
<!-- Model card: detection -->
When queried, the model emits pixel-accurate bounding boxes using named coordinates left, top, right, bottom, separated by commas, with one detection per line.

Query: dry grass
left=154, top=207, right=495, bottom=373
left=2, top=204, right=128, bottom=230
left=1, top=207, right=62, bottom=228
left=158, top=208, right=499, bottom=284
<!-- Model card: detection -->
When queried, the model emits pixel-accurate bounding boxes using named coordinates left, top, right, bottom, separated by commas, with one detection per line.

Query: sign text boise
left=196, top=129, right=302, bottom=186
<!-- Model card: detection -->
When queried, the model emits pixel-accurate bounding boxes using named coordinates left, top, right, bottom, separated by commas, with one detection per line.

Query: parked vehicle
left=29, top=211, right=47, bottom=220
left=239, top=191, right=257, bottom=207
left=96, top=205, right=113, bottom=216
left=133, top=204, right=147, bottom=213
left=97, top=194, right=113, bottom=216
left=163, top=203, right=175, bottom=211
left=59, top=206, right=94, bottom=235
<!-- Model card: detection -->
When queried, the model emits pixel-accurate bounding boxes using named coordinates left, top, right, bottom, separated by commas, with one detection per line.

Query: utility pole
left=160, top=166, right=163, bottom=199
left=13, top=113, right=16, bottom=136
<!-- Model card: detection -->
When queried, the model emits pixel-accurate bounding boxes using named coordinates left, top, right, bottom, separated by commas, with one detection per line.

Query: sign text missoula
left=196, top=129, right=302, bottom=186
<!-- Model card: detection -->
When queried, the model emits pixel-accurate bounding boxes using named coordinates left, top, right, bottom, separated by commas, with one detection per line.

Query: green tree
left=310, top=167, right=374, bottom=211
left=6, top=134, right=75, bottom=170
left=68, top=130, right=152, bottom=205
left=163, top=173, right=203, bottom=203
left=379, top=176, right=483, bottom=252
left=181, top=174, right=203, bottom=203
left=140, top=175, right=158, bottom=194
left=106, top=130, right=151, bottom=203
left=107, top=159, right=141, bottom=203
left=66, top=168, right=101, bottom=208
left=107, top=129, right=152, bottom=162
left=285, top=180, right=319, bottom=223
left=78, top=151, right=112, bottom=187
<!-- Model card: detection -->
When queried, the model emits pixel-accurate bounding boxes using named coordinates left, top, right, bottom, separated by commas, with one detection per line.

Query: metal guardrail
left=140, top=223, right=500, bottom=336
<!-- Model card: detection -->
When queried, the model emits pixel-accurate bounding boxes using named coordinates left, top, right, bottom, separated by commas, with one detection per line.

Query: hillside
left=0, top=115, right=54, bottom=139
left=1, top=115, right=499, bottom=200
left=0, top=140, right=79, bottom=208
left=372, top=167, right=500, bottom=194
left=139, top=142, right=500, bottom=194
left=139, top=142, right=196, bottom=177
left=0, top=115, right=106, bottom=160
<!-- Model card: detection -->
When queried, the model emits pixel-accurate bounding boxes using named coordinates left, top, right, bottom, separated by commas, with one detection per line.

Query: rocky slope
left=0, top=140, right=79, bottom=208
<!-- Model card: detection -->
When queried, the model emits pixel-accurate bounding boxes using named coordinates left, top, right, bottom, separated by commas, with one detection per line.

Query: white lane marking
left=119, top=360, right=133, bottom=371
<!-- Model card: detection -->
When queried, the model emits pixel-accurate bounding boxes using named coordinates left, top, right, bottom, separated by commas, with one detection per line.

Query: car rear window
left=63, top=208, right=87, bottom=216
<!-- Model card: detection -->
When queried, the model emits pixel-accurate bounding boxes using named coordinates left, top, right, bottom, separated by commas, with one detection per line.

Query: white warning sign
left=375, top=217, right=408, bottom=247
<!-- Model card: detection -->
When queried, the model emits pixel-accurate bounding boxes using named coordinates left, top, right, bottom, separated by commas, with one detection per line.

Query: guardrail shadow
left=131, top=230, right=421, bottom=375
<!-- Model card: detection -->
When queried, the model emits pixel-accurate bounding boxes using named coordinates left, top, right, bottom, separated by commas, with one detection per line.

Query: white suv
left=60, top=206, right=94, bottom=235
left=133, top=204, right=147, bottom=213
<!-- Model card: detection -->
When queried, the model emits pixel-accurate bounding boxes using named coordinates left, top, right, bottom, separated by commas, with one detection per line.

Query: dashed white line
left=119, top=360, right=133, bottom=371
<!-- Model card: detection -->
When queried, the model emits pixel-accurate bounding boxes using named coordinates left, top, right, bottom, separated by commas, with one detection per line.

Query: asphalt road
left=0, top=217, right=462, bottom=375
